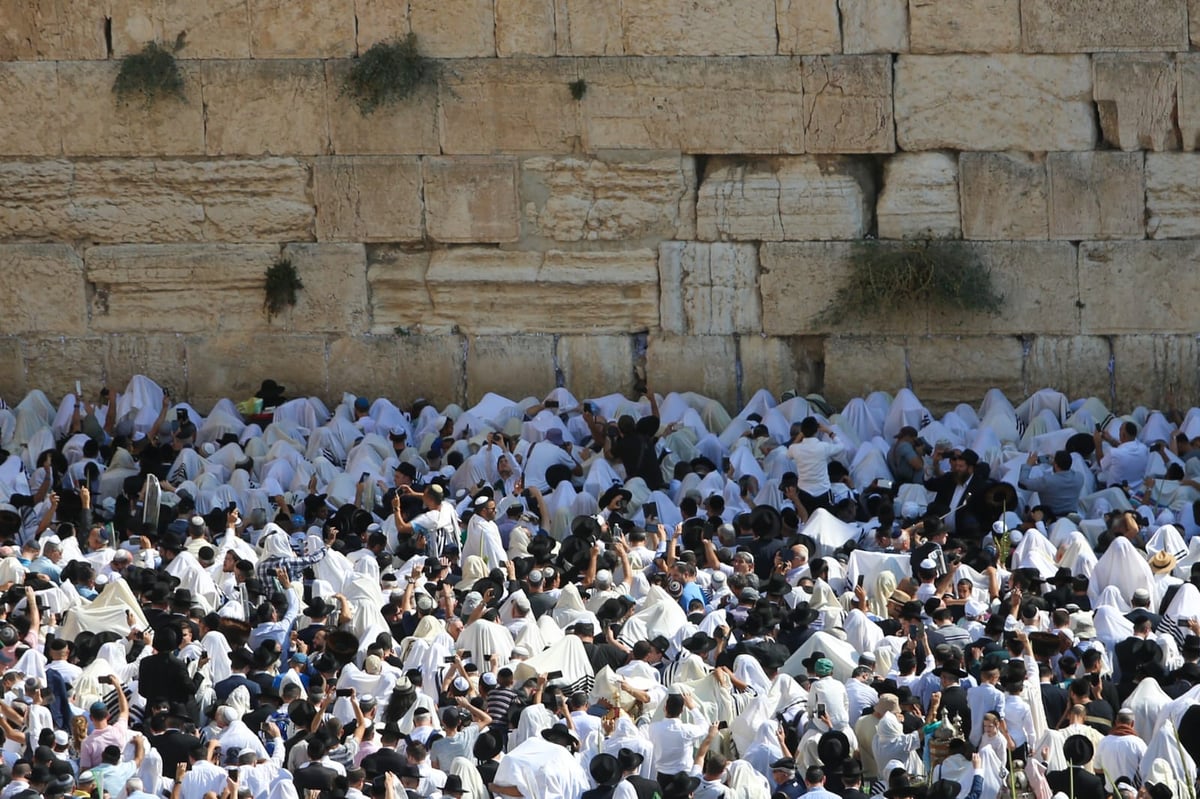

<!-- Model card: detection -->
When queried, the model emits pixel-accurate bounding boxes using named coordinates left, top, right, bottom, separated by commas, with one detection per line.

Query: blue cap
left=290, top=652, right=308, bottom=664
left=89, top=701, right=109, bottom=716
left=354, top=397, right=370, bottom=411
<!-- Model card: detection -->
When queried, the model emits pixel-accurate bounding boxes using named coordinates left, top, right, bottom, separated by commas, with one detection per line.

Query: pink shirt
left=79, top=718, right=129, bottom=770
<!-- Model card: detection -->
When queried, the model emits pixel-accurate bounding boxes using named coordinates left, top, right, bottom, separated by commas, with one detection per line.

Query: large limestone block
left=839, top=0, right=907, bottom=53
left=0, top=245, right=86, bottom=335
left=823, top=337, right=909, bottom=403
left=409, top=0, right=495, bottom=57
left=557, top=336, right=636, bottom=398
left=247, top=0, right=356, bottom=58
left=876, top=153, right=961, bottom=239
left=1146, top=154, right=1200, bottom=239
left=185, top=334, right=329, bottom=410
left=646, top=335, right=738, bottom=410
left=20, top=337, right=108, bottom=401
left=59, top=61, right=205, bottom=156
left=658, top=242, right=761, bottom=336
left=0, top=0, right=106, bottom=59
left=758, top=243, right=930, bottom=336
left=0, top=63, right=60, bottom=156
left=328, top=335, right=467, bottom=408
left=908, top=0, right=1021, bottom=53
left=280, top=244, right=371, bottom=336
left=104, top=335, right=189, bottom=396
left=519, top=155, right=697, bottom=247
left=495, top=0, right=555, bottom=56
left=801, top=56, right=895, bottom=153
left=108, top=0, right=252, bottom=58
left=1113, top=336, right=1200, bottom=409
left=1078, top=242, right=1199, bottom=333
left=202, top=60, right=329, bottom=156
left=1021, top=0, right=1188, bottom=52
left=466, top=335, right=556, bottom=404
left=315, top=156, right=424, bottom=242
left=365, top=248, right=443, bottom=334
left=776, top=0, right=841, bottom=54
left=0, top=158, right=313, bottom=243
left=1024, top=337, right=1113, bottom=402
left=554, top=0, right=623, bottom=55
left=1175, top=55, right=1200, bottom=152
left=353, top=0, right=410, bottom=51
left=583, top=57, right=805, bottom=154
left=696, top=157, right=875, bottom=241
left=0, top=338, right=26, bottom=401
left=439, top=59, right=581, bottom=154
left=425, top=249, right=660, bottom=334
left=423, top=157, right=520, bottom=243
left=739, top=336, right=825, bottom=400
left=908, top=336, right=1025, bottom=411
left=1093, top=55, right=1179, bottom=152
left=1047, top=152, right=1144, bottom=240
left=325, top=62, right=440, bottom=155
left=895, top=56, right=1096, bottom=151
left=620, top=0, right=777, bottom=56
left=959, top=152, right=1048, bottom=240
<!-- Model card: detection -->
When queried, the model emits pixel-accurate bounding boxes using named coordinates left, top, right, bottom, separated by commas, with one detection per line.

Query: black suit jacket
left=1114, top=636, right=1164, bottom=688
left=1046, top=766, right=1108, bottom=798
left=138, top=651, right=199, bottom=705
left=147, top=730, right=202, bottom=775
left=627, top=775, right=663, bottom=799
left=924, top=467, right=992, bottom=532
left=361, top=747, right=408, bottom=780
left=293, top=762, right=339, bottom=791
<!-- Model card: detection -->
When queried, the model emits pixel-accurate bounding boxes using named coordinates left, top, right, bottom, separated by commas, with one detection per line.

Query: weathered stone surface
left=328, top=335, right=466, bottom=408
left=0, top=338, right=27, bottom=401
left=621, top=0, right=776, bottom=56
left=109, top=0, right=252, bottom=58
left=908, top=336, right=1025, bottom=411
left=758, top=243, right=930, bottom=336
left=439, top=59, right=581, bottom=154
left=202, top=60, right=329, bottom=156
left=557, top=336, right=635, bottom=399
left=696, top=157, right=874, bottom=242
left=646, top=335, right=738, bottom=410
left=0, top=0, right=106, bottom=59
left=495, top=0, right=555, bottom=56
left=104, top=335, right=189, bottom=397
left=801, top=56, right=895, bottom=153
left=583, top=57, right=806, bottom=153
left=553, top=0, right=623, bottom=55
left=1079, top=242, right=1199, bottom=333
left=0, top=63, right=60, bottom=156
left=423, top=157, right=520, bottom=244
left=839, top=0, right=907, bottom=53
left=466, top=335, right=556, bottom=404
left=1146, top=154, right=1200, bottom=239
left=908, top=0, right=1021, bottom=53
left=822, top=337, right=908, bottom=403
left=409, top=0, right=495, bottom=57
left=0, top=245, right=86, bottom=334
left=876, top=153, right=960, bottom=239
left=895, top=56, right=1096, bottom=151
left=1113, top=336, right=1200, bottom=410
left=1024, top=337, right=1113, bottom=402
left=0, top=158, right=313, bottom=243
left=1021, top=0, right=1188, bottom=52
left=960, top=152, right=1048, bottom=240
left=185, top=334, right=329, bottom=410
left=365, top=248, right=442, bottom=335
left=352, top=0, right=409, bottom=50
left=247, top=0, right=355, bottom=58
left=19, top=337, right=107, bottom=401
left=58, top=61, right=205, bottom=156
left=425, top=249, right=659, bottom=334
left=280, top=244, right=370, bottom=335
left=315, top=156, right=423, bottom=242
left=1047, top=152, right=1144, bottom=240
left=658, top=242, right=761, bottom=336
left=739, top=336, right=825, bottom=399
left=775, top=0, right=841, bottom=55
left=1093, top=55, right=1179, bottom=152
left=324, top=62, right=440, bottom=155
left=519, top=155, right=697, bottom=247
left=1175, top=56, right=1200, bottom=152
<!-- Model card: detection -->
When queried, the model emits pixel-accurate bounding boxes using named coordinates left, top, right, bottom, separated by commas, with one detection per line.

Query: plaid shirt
left=255, top=545, right=328, bottom=587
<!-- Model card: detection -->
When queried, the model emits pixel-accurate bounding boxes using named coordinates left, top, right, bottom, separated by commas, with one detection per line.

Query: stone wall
left=2, top=1, right=1200, bottom=413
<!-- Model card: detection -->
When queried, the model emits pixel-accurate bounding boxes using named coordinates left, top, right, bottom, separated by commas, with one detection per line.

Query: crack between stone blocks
left=903, top=343, right=912, bottom=391
left=1106, top=336, right=1117, bottom=410
left=460, top=335, right=470, bottom=406
left=552, top=334, right=565, bottom=389
left=733, top=334, right=744, bottom=412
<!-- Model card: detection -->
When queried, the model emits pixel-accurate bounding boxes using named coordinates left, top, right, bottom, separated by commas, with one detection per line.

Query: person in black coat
left=618, top=748, right=663, bottom=799
left=838, top=760, right=870, bottom=799
left=292, top=736, right=340, bottom=792
left=924, top=450, right=992, bottom=534
left=1114, top=620, right=1165, bottom=701
left=582, top=754, right=622, bottom=799
left=137, top=628, right=202, bottom=714
left=145, top=712, right=203, bottom=776
left=1045, top=735, right=1109, bottom=799
left=361, top=727, right=408, bottom=780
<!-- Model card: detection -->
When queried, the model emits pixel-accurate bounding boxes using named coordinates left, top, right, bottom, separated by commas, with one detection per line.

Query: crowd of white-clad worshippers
left=0, top=374, right=1196, bottom=799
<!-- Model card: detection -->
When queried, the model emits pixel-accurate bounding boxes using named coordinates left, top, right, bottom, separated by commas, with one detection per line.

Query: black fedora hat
left=589, top=754, right=621, bottom=787
left=817, top=731, right=851, bottom=773
left=681, top=631, right=718, bottom=654
left=473, top=732, right=502, bottom=760
left=617, top=747, right=644, bottom=773
left=884, top=773, right=928, bottom=799
left=442, top=775, right=467, bottom=796
left=659, top=772, right=701, bottom=799
left=801, top=650, right=827, bottom=672
left=1062, top=734, right=1094, bottom=766
left=598, top=485, right=632, bottom=509
left=540, top=723, right=580, bottom=749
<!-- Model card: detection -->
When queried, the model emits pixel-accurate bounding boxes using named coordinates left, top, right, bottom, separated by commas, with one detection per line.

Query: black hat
left=1062, top=734, right=1094, bottom=766
left=768, top=758, right=796, bottom=772
left=659, top=772, right=701, bottom=799
left=841, top=759, right=863, bottom=780
left=442, top=776, right=467, bottom=796
left=304, top=598, right=335, bottom=618
left=1144, top=784, right=1174, bottom=799
left=473, top=732, right=502, bottom=761
left=648, top=635, right=671, bottom=654
left=598, top=485, right=632, bottom=509
left=801, top=650, right=827, bottom=672
left=590, top=754, right=622, bottom=787
left=817, top=731, right=851, bottom=773
left=1048, top=567, right=1073, bottom=586
left=1183, top=634, right=1200, bottom=657
left=759, top=573, right=789, bottom=596
left=540, top=723, right=580, bottom=749
left=933, top=664, right=967, bottom=679
left=680, top=631, right=718, bottom=654
left=927, top=781, right=962, bottom=799
left=884, top=774, right=928, bottom=799
left=256, top=380, right=286, bottom=399
left=617, top=748, right=644, bottom=773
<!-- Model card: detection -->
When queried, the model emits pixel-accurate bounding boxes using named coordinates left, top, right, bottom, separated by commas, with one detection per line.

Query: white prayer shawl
left=850, top=445, right=894, bottom=490
left=883, top=390, right=930, bottom=441
left=1121, top=678, right=1171, bottom=747
left=457, top=619, right=516, bottom=666
left=495, top=735, right=591, bottom=799
left=60, top=577, right=148, bottom=639
left=1140, top=742, right=1194, bottom=799
left=725, top=760, right=772, bottom=799
left=343, top=573, right=391, bottom=654
left=1163, top=582, right=1200, bottom=623
left=844, top=608, right=885, bottom=657
left=200, top=630, right=233, bottom=684
left=508, top=704, right=558, bottom=752
left=873, top=711, right=922, bottom=773
left=165, top=551, right=219, bottom=611
left=1013, top=526, right=1059, bottom=580
left=801, top=509, right=857, bottom=557
left=513, top=635, right=594, bottom=695
left=1146, top=524, right=1189, bottom=565
left=463, top=514, right=507, bottom=568
left=782, top=631, right=858, bottom=682
left=847, top=551, right=911, bottom=602
left=1089, top=537, right=1154, bottom=606
left=1056, top=532, right=1098, bottom=580
left=1093, top=607, right=1134, bottom=653
left=448, top=757, right=489, bottom=799
left=620, top=587, right=689, bottom=644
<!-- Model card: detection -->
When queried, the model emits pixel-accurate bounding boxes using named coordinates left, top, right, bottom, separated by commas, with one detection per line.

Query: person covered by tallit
left=493, top=722, right=589, bottom=799
left=871, top=694, right=924, bottom=775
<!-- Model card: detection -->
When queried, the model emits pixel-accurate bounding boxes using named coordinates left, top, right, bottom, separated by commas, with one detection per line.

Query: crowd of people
left=0, top=375, right=1197, bottom=799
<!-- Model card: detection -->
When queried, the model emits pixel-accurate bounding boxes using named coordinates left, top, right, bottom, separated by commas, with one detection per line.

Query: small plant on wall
left=820, top=241, right=1004, bottom=323
left=264, top=256, right=303, bottom=319
left=568, top=79, right=588, bottom=100
left=113, top=38, right=186, bottom=106
left=343, top=34, right=436, bottom=115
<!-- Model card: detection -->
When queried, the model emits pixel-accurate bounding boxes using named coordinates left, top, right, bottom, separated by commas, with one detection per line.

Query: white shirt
left=808, top=676, right=851, bottom=733
left=571, top=710, right=601, bottom=743
left=523, top=444, right=578, bottom=493
left=181, top=761, right=229, bottom=799
left=1002, top=694, right=1035, bottom=748
left=846, top=679, right=879, bottom=726
left=646, top=711, right=710, bottom=774
left=1100, top=440, right=1150, bottom=490
left=967, top=683, right=1005, bottom=747
left=1095, top=732, right=1147, bottom=784
left=787, top=438, right=845, bottom=495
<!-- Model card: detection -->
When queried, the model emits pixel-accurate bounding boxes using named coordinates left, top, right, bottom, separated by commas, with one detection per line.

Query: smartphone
left=460, top=650, right=472, bottom=659
left=583, top=402, right=598, bottom=415
left=546, top=670, right=564, bottom=680
left=877, top=479, right=893, bottom=490
left=227, top=501, right=237, bottom=513
left=816, top=703, right=826, bottom=717
left=545, top=400, right=560, bottom=409
left=228, top=768, right=239, bottom=781
left=856, top=574, right=865, bottom=588
left=336, top=688, right=352, bottom=698
left=643, top=501, right=659, bottom=522
left=360, top=472, right=370, bottom=483
left=909, top=624, right=921, bottom=640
